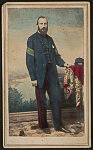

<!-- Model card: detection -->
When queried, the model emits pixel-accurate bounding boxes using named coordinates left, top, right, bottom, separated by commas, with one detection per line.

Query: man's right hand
left=32, top=80, right=37, bottom=87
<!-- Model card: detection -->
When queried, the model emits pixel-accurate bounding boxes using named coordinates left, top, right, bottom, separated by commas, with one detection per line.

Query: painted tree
left=8, top=87, right=23, bottom=112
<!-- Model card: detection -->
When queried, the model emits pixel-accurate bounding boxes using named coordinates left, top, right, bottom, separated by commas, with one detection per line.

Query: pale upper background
left=8, top=8, right=84, bottom=101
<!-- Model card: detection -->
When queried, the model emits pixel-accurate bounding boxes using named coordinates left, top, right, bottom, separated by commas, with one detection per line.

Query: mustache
left=42, top=27, right=46, bottom=30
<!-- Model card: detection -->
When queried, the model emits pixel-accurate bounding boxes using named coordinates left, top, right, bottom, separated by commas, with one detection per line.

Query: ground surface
left=9, top=120, right=84, bottom=137
left=9, top=110, right=84, bottom=137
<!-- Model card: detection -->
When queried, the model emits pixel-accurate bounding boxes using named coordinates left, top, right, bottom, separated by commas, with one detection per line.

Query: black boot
left=43, top=128, right=51, bottom=134
left=55, top=126, right=71, bottom=133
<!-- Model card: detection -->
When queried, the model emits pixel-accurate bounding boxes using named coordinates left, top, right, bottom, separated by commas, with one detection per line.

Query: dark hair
left=36, top=16, right=48, bottom=25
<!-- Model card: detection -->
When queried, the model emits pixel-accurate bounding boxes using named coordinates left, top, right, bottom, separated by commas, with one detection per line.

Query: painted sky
left=8, top=8, right=84, bottom=101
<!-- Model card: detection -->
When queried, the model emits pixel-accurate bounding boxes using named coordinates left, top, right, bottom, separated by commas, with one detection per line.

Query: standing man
left=26, top=16, right=70, bottom=134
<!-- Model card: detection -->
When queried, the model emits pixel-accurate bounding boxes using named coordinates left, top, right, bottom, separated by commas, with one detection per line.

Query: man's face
left=37, top=18, right=48, bottom=35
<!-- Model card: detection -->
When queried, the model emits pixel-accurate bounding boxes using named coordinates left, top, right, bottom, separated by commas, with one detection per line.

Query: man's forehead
left=38, top=18, right=48, bottom=23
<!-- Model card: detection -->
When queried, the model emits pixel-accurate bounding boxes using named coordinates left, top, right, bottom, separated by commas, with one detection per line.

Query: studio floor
left=9, top=109, right=84, bottom=137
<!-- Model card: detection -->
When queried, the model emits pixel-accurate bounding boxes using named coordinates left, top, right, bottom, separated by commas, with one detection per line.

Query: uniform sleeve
left=26, top=37, right=36, bottom=81
left=51, top=38, right=65, bottom=67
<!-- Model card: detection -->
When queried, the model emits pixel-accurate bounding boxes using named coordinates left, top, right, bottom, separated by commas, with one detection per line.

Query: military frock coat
left=26, top=32, right=65, bottom=88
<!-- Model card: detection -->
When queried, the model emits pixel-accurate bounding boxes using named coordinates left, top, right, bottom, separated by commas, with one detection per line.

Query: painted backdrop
left=8, top=8, right=84, bottom=112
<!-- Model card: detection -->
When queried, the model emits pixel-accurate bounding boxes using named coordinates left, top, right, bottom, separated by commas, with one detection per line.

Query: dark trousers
left=35, top=64, right=63, bottom=130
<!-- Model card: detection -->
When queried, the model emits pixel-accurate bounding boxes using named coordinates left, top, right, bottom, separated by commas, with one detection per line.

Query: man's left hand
left=64, top=63, right=69, bottom=67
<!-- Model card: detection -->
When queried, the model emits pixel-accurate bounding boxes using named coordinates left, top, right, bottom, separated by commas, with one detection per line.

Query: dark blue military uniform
left=26, top=32, right=65, bottom=130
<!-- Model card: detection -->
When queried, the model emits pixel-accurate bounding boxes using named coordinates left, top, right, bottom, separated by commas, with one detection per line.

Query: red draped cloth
left=70, top=66, right=84, bottom=85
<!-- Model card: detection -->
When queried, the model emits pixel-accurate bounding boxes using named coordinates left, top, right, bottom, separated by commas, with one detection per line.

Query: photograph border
left=2, top=1, right=91, bottom=148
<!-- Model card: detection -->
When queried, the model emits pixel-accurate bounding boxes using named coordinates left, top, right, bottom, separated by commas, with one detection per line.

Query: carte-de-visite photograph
left=2, top=2, right=91, bottom=148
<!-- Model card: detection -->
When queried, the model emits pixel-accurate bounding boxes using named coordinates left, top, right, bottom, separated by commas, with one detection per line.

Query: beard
left=38, top=26, right=48, bottom=35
